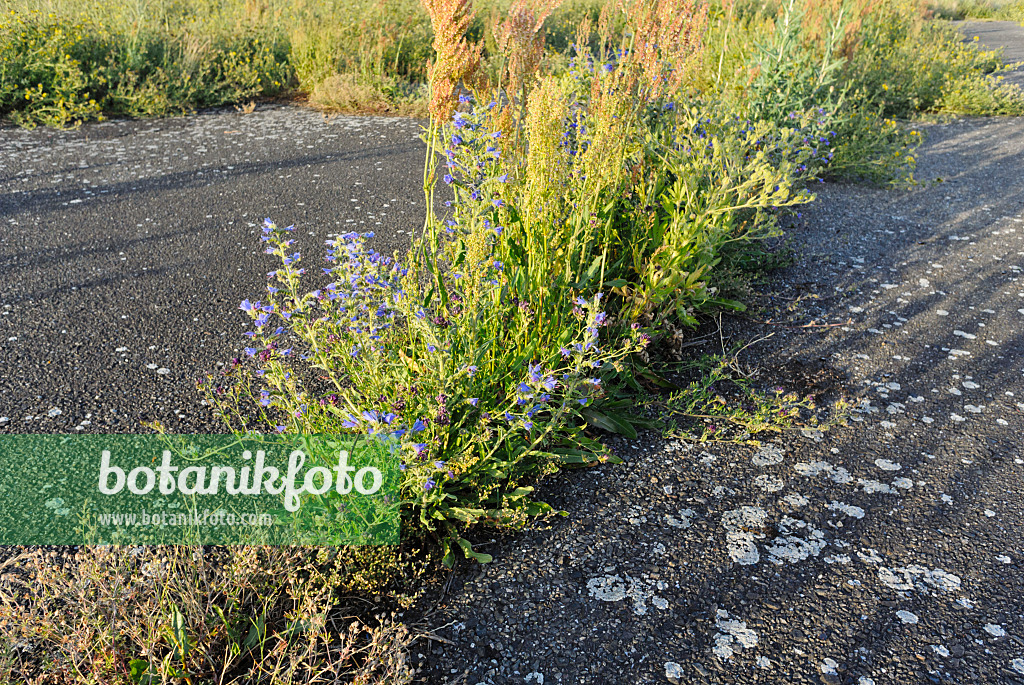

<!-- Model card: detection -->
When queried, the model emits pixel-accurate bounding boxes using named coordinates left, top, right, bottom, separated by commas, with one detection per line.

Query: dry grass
left=0, top=546, right=416, bottom=685
left=309, top=75, right=429, bottom=117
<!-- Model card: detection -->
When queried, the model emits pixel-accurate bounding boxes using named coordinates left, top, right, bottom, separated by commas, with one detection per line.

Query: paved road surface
left=0, top=107, right=423, bottom=433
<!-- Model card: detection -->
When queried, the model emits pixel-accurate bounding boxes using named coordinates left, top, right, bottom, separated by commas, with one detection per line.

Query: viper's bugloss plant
left=206, top=219, right=644, bottom=565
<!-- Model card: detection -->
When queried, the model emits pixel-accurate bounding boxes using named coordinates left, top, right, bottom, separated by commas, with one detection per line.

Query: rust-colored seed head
left=422, top=0, right=482, bottom=121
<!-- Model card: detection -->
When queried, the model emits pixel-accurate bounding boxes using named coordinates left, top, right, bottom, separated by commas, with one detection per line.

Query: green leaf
left=444, top=506, right=486, bottom=523
left=457, top=537, right=492, bottom=564
left=638, top=369, right=680, bottom=389
left=168, top=605, right=189, bottom=661
left=581, top=408, right=638, bottom=438
left=243, top=613, right=267, bottom=651
left=128, top=660, right=153, bottom=685
left=540, top=449, right=593, bottom=464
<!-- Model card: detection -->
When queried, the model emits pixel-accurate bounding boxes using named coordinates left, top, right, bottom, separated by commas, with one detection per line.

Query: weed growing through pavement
left=206, top=0, right=938, bottom=564
left=205, top=220, right=642, bottom=565
left=637, top=348, right=852, bottom=443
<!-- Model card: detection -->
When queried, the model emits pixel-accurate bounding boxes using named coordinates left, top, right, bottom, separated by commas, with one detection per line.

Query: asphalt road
left=0, top=106, right=424, bottom=433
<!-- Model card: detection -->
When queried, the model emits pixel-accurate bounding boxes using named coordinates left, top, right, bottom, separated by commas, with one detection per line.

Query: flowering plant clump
left=206, top=218, right=645, bottom=564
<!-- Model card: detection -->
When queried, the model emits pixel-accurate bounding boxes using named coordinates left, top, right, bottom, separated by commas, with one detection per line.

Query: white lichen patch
left=858, top=549, right=884, bottom=564
left=586, top=574, right=669, bottom=616
left=766, top=517, right=827, bottom=565
left=721, top=506, right=768, bottom=565
left=754, top=474, right=785, bottom=493
left=794, top=461, right=852, bottom=484
left=858, top=479, right=896, bottom=494
left=664, top=662, right=683, bottom=682
left=783, top=493, right=810, bottom=508
left=933, top=645, right=950, bottom=657
left=1010, top=658, right=1024, bottom=675
left=875, top=459, right=902, bottom=471
left=828, top=501, right=866, bottom=519
left=891, top=478, right=914, bottom=490
left=984, top=624, right=1006, bottom=638
left=665, top=508, right=697, bottom=529
left=896, top=610, right=919, bottom=624
left=825, top=554, right=852, bottom=564
left=752, top=444, right=785, bottom=467
left=821, top=658, right=839, bottom=675
left=712, top=609, right=758, bottom=659
left=878, top=565, right=961, bottom=593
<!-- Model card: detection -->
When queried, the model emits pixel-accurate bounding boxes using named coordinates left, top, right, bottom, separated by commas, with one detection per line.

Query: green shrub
left=939, top=68, right=1024, bottom=114
left=0, top=10, right=292, bottom=126
left=846, top=0, right=1013, bottom=117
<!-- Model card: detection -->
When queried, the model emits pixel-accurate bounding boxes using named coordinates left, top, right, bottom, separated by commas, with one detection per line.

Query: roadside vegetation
left=2, top=0, right=1023, bottom=126
left=3, top=0, right=1024, bottom=683
left=928, top=0, right=1024, bottom=22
